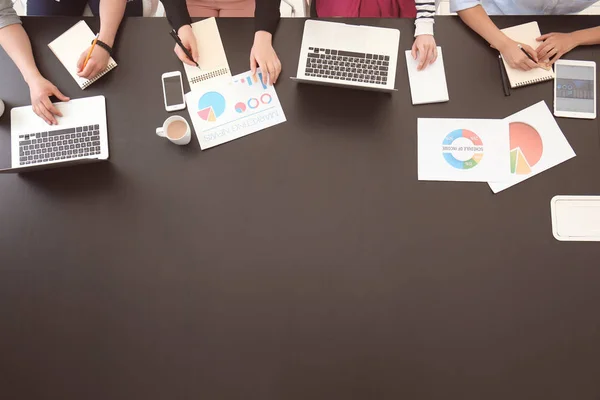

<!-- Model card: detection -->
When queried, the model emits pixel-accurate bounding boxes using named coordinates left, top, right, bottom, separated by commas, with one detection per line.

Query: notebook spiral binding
left=81, top=61, right=117, bottom=89
left=190, top=68, right=230, bottom=84
left=514, top=75, right=553, bottom=88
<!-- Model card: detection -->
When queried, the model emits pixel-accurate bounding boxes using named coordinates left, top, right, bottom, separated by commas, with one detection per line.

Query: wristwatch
left=93, top=38, right=113, bottom=56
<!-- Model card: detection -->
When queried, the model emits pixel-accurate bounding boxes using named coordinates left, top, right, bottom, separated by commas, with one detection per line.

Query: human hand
left=174, top=25, right=199, bottom=66
left=411, top=35, right=438, bottom=70
left=536, top=32, right=578, bottom=67
left=498, top=39, right=539, bottom=71
left=77, top=44, right=111, bottom=79
left=27, top=74, right=70, bottom=125
left=250, top=31, right=281, bottom=85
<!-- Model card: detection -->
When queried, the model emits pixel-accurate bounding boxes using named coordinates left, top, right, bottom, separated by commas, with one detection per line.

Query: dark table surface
left=1, top=15, right=600, bottom=400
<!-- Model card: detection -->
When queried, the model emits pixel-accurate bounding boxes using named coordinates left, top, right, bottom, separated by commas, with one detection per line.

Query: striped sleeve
left=414, top=0, right=437, bottom=37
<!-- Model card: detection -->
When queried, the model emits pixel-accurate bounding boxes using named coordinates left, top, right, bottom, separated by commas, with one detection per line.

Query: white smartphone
left=161, top=71, right=186, bottom=112
left=554, top=60, right=596, bottom=119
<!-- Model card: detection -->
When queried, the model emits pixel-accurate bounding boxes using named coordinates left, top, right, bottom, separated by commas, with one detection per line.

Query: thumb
left=52, top=86, right=70, bottom=102
left=537, top=33, right=551, bottom=42
left=190, top=43, right=199, bottom=63
left=411, top=42, right=417, bottom=60
left=77, top=51, right=87, bottom=72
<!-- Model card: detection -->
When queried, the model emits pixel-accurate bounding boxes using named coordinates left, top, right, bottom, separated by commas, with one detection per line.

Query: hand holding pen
left=170, top=26, right=200, bottom=68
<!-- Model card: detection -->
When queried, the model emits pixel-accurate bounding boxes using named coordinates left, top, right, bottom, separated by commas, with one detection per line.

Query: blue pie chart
left=197, top=91, right=226, bottom=118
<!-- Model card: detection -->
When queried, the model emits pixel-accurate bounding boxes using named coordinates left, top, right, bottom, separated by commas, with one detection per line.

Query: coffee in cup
left=156, top=116, right=191, bottom=145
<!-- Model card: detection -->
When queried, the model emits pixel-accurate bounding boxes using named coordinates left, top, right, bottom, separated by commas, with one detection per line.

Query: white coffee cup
left=0, top=99, right=5, bottom=118
left=156, top=116, right=191, bottom=145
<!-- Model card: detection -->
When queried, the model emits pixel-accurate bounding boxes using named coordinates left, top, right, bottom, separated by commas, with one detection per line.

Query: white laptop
left=0, top=96, right=109, bottom=173
left=292, top=20, right=400, bottom=92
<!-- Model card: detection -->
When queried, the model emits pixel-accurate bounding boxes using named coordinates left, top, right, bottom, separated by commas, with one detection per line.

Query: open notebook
left=500, top=22, right=554, bottom=88
left=183, top=17, right=231, bottom=91
left=48, top=21, right=117, bottom=90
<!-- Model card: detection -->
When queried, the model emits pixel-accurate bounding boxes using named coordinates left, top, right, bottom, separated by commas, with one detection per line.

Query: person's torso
left=480, top=0, right=596, bottom=15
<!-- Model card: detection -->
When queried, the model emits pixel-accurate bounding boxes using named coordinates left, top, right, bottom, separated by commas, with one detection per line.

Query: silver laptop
left=292, top=20, right=400, bottom=92
left=0, top=96, right=109, bottom=173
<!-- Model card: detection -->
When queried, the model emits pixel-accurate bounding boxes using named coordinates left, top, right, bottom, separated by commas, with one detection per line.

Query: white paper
left=185, top=70, right=286, bottom=150
left=488, top=101, right=576, bottom=193
left=418, top=118, right=511, bottom=182
left=405, top=47, right=449, bottom=105
left=182, top=17, right=231, bottom=91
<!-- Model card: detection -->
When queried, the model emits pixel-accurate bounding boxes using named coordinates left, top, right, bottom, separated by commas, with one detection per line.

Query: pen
left=517, top=44, right=537, bottom=64
left=169, top=29, right=200, bottom=69
left=498, top=55, right=510, bottom=96
left=82, top=33, right=99, bottom=70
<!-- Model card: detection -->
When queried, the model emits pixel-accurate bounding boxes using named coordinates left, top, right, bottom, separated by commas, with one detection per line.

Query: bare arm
left=77, top=0, right=125, bottom=78
left=98, top=0, right=126, bottom=47
left=0, top=23, right=42, bottom=84
left=0, top=24, right=69, bottom=124
left=572, top=26, right=600, bottom=46
left=457, top=5, right=538, bottom=71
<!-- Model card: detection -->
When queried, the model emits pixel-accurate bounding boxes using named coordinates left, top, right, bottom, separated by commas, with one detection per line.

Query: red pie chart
left=509, top=122, right=543, bottom=175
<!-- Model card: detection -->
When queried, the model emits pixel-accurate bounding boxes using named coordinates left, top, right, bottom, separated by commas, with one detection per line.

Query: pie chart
left=509, top=122, right=543, bottom=175
left=234, top=102, right=246, bottom=113
left=197, top=92, right=226, bottom=122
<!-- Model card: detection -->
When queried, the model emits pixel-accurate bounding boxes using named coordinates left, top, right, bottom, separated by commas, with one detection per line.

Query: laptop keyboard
left=19, top=125, right=101, bottom=166
left=305, top=47, right=390, bottom=85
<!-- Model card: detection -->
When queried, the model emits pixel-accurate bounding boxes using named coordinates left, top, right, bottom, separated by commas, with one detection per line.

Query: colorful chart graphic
left=197, top=92, right=226, bottom=122
left=237, top=72, right=268, bottom=90
left=260, top=94, right=272, bottom=104
left=235, top=102, right=246, bottom=113
left=442, top=129, right=484, bottom=170
left=509, top=122, right=543, bottom=175
left=248, top=98, right=259, bottom=109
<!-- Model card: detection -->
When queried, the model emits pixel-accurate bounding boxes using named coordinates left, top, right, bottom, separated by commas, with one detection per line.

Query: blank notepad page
left=48, top=21, right=117, bottom=90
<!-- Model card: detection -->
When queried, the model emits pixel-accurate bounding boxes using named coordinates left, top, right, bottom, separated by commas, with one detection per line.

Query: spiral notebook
left=183, top=17, right=231, bottom=92
left=500, top=22, right=554, bottom=88
left=48, top=21, right=117, bottom=90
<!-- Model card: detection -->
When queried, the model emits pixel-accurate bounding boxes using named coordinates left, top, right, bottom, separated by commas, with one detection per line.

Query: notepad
left=48, top=21, right=117, bottom=90
left=405, top=47, right=449, bottom=105
left=183, top=17, right=232, bottom=92
left=500, top=22, right=554, bottom=88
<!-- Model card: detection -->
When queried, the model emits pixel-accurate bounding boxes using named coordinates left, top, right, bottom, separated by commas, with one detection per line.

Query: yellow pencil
left=82, top=34, right=99, bottom=70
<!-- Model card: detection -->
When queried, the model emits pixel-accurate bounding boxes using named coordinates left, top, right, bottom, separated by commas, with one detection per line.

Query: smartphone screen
left=164, top=75, right=184, bottom=107
left=555, top=64, right=595, bottom=114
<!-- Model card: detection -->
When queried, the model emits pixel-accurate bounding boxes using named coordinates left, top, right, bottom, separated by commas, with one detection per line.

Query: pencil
left=82, top=34, right=99, bottom=70
left=498, top=55, right=511, bottom=96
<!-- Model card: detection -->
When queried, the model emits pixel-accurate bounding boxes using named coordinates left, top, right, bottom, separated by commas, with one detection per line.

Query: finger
left=522, top=59, right=537, bottom=71
left=42, top=97, right=61, bottom=119
left=258, top=61, right=268, bottom=85
left=267, top=62, right=276, bottom=85
left=174, top=45, right=195, bottom=66
left=41, top=99, right=59, bottom=125
left=417, top=45, right=427, bottom=70
left=536, top=33, right=552, bottom=42
left=536, top=43, right=551, bottom=60
left=77, top=60, right=96, bottom=78
left=190, top=41, right=199, bottom=63
left=411, top=42, right=417, bottom=60
left=38, top=103, right=56, bottom=125
left=52, top=86, right=69, bottom=103
left=522, top=44, right=539, bottom=62
left=431, top=45, right=438, bottom=64
left=250, top=54, right=257, bottom=75
left=77, top=51, right=87, bottom=72
left=272, top=59, right=282, bottom=83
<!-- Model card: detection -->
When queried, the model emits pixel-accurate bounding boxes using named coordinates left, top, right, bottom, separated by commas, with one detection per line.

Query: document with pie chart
left=185, top=69, right=286, bottom=150
left=418, top=118, right=511, bottom=182
left=488, top=101, right=576, bottom=193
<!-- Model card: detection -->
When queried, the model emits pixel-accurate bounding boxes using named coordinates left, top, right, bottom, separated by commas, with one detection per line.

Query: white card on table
left=488, top=101, right=576, bottom=193
left=405, top=47, right=449, bottom=105
left=418, top=118, right=511, bottom=182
